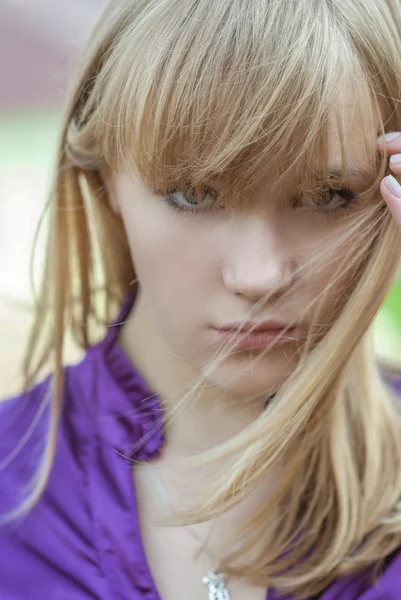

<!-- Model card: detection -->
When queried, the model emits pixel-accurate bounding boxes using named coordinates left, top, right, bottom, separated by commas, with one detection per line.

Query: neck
left=118, top=289, right=266, bottom=458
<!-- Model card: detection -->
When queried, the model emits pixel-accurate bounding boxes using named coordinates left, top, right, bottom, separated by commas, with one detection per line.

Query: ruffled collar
left=89, top=288, right=164, bottom=462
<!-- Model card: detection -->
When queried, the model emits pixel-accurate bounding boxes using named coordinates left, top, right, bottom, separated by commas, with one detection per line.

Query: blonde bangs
left=16, top=0, right=401, bottom=597
left=69, top=0, right=396, bottom=208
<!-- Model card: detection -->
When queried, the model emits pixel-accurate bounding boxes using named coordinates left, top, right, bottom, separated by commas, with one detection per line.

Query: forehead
left=126, top=73, right=383, bottom=205
left=326, top=86, right=379, bottom=175
left=212, top=111, right=379, bottom=194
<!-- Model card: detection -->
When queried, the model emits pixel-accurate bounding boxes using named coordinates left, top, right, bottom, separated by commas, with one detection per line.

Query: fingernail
left=378, top=132, right=401, bottom=143
left=385, top=175, right=401, bottom=198
left=390, top=154, right=401, bottom=165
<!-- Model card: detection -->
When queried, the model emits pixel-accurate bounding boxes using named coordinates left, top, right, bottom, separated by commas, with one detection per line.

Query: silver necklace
left=202, top=571, right=231, bottom=600
left=145, top=463, right=232, bottom=600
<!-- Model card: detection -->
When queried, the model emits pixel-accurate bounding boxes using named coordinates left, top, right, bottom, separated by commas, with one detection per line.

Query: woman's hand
left=378, top=132, right=401, bottom=228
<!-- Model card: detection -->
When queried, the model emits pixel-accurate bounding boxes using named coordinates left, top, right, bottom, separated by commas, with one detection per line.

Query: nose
left=222, top=217, right=295, bottom=303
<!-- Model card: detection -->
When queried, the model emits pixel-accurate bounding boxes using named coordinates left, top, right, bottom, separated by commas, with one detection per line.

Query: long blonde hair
left=10, top=0, right=401, bottom=596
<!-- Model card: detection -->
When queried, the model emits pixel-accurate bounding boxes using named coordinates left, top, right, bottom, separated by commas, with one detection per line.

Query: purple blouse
left=1, top=296, right=401, bottom=600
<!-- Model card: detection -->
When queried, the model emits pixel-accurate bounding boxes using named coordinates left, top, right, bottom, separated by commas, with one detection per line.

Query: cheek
left=120, top=202, right=220, bottom=335
left=287, top=217, right=357, bottom=313
left=300, top=238, right=356, bottom=322
left=122, top=201, right=188, bottom=281
left=129, top=224, right=215, bottom=294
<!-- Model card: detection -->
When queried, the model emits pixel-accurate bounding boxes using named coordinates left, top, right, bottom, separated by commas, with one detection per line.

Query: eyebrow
left=326, top=166, right=375, bottom=181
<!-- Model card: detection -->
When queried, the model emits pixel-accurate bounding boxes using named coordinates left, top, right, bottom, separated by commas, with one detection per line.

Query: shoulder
left=0, top=354, right=107, bottom=598
left=379, top=359, right=401, bottom=395
left=316, top=547, right=401, bottom=599
left=389, top=376, right=401, bottom=400
left=0, top=374, right=51, bottom=432
left=0, top=346, right=106, bottom=514
left=375, top=547, right=401, bottom=596
left=0, top=375, right=52, bottom=515
left=0, top=343, right=106, bottom=456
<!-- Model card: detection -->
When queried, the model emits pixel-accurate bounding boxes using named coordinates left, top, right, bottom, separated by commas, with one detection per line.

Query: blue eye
left=164, top=185, right=218, bottom=213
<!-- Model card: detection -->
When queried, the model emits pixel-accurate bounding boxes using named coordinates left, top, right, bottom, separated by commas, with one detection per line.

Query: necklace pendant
left=202, top=570, right=231, bottom=600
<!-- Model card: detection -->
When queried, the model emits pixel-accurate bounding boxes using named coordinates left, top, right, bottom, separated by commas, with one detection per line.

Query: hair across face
left=110, top=112, right=382, bottom=402
left=78, top=0, right=397, bottom=401
left=18, top=1, right=401, bottom=597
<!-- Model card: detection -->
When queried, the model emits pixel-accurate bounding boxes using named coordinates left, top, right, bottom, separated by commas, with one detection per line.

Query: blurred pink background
left=0, top=0, right=103, bottom=109
left=0, top=1, right=104, bottom=396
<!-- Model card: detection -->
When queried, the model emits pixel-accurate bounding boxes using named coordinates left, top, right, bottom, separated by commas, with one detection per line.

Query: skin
left=378, top=133, right=401, bottom=226
left=103, top=133, right=401, bottom=600
left=107, top=120, right=380, bottom=455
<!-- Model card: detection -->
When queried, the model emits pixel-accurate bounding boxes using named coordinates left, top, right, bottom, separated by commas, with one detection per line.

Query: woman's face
left=111, top=126, right=378, bottom=399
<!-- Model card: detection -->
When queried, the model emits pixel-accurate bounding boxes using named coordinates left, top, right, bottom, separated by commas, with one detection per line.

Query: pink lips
left=215, top=321, right=297, bottom=350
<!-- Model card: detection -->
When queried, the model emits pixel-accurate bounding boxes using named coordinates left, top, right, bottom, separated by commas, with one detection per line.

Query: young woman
left=2, top=0, right=401, bottom=598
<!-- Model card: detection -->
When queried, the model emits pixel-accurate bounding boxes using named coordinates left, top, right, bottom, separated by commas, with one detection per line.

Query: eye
left=164, top=185, right=218, bottom=212
left=293, top=187, right=358, bottom=213
left=314, top=187, right=357, bottom=211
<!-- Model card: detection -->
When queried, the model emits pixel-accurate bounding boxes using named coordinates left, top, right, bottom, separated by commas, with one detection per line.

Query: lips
left=219, top=320, right=293, bottom=333
left=214, top=323, right=297, bottom=350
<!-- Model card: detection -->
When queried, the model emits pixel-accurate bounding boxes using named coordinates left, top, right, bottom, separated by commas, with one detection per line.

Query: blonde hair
left=10, top=0, right=401, bottom=597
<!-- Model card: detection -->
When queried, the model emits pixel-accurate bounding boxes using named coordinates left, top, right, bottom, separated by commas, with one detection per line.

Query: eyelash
left=296, top=188, right=358, bottom=214
left=161, top=185, right=219, bottom=214
left=161, top=185, right=358, bottom=215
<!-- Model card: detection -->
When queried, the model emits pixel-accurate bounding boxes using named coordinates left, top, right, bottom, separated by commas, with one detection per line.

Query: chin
left=203, top=350, right=296, bottom=399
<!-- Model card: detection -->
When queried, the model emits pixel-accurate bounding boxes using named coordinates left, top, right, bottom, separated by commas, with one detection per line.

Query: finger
left=389, top=154, right=401, bottom=178
left=377, top=131, right=401, bottom=154
left=380, top=175, right=401, bottom=230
